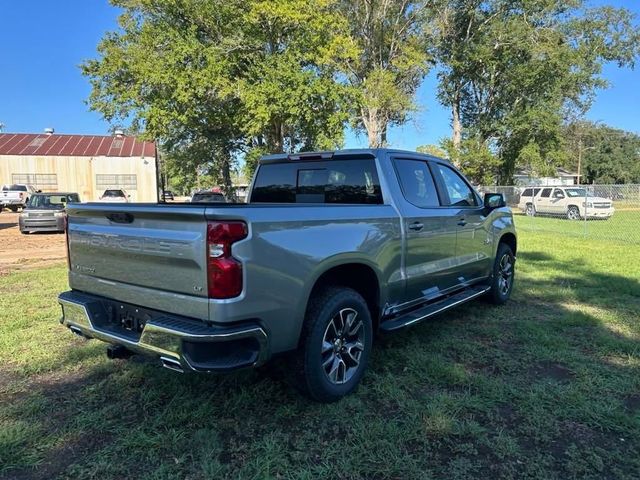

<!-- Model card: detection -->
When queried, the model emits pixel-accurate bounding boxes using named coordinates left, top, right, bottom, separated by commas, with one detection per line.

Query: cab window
left=434, top=164, right=478, bottom=207
left=394, top=159, right=440, bottom=208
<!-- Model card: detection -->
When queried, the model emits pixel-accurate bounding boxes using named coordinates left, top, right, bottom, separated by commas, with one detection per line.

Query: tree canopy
left=430, top=0, right=640, bottom=183
left=83, top=0, right=640, bottom=190
left=83, top=0, right=357, bottom=192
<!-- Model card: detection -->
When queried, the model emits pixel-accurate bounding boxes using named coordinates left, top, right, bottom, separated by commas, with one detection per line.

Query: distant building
left=0, top=130, right=157, bottom=202
left=513, top=167, right=580, bottom=187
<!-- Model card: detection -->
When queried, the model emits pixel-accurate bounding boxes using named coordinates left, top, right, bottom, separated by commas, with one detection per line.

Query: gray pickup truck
left=58, top=149, right=516, bottom=401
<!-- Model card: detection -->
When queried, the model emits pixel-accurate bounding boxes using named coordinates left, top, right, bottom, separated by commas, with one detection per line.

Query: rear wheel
left=487, top=243, right=515, bottom=305
left=293, top=287, right=372, bottom=402
left=567, top=206, right=581, bottom=220
left=525, top=203, right=536, bottom=216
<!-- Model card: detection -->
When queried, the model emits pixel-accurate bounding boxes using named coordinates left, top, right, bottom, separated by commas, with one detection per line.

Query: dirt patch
left=0, top=212, right=66, bottom=275
left=529, top=360, right=575, bottom=383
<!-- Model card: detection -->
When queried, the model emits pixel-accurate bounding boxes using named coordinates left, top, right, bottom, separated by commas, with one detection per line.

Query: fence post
left=583, top=188, right=588, bottom=238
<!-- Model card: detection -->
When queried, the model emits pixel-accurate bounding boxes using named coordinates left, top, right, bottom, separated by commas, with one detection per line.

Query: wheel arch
left=304, top=262, right=382, bottom=334
left=499, top=232, right=517, bottom=256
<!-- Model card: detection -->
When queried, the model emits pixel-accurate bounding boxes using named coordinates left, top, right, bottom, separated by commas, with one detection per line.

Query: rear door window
left=540, top=188, right=552, bottom=198
left=251, top=158, right=382, bottom=204
left=394, top=159, right=440, bottom=208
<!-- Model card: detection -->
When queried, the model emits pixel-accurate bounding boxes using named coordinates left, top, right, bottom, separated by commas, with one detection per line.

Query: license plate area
left=95, top=300, right=158, bottom=341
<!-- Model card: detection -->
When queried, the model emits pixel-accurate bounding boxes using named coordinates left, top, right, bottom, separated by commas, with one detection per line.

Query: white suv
left=519, top=186, right=615, bottom=220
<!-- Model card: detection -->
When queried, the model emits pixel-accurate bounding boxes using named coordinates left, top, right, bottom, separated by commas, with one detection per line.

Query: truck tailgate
left=67, top=204, right=208, bottom=298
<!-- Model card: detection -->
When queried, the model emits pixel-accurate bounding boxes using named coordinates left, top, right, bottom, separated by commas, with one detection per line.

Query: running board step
left=379, top=285, right=491, bottom=333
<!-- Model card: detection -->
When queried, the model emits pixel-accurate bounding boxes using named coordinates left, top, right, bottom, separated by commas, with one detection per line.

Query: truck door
left=537, top=188, right=553, bottom=213
left=550, top=188, right=566, bottom=216
left=392, top=157, right=461, bottom=304
left=431, top=162, right=493, bottom=283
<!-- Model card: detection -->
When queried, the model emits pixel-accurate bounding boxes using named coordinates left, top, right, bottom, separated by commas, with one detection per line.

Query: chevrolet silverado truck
left=58, top=149, right=517, bottom=402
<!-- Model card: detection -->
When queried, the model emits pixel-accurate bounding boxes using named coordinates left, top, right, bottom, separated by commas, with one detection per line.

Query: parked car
left=519, top=186, right=614, bottom=220
left=19, top=192, right=80, bottom=234
left=98, top=189, right=130, bottom=203
left=161, top=190, right=175, bottom=201
left=1, top=184, right=38, bottom=212
left=58, top=149, right=517, bottom=402
left=190, top=191, right=226, bottom=203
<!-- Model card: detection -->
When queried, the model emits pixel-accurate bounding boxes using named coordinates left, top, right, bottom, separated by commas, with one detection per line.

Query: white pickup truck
left=1, top=184, right=38, bottom=212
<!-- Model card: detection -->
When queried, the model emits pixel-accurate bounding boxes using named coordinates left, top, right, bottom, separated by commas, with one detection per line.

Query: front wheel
left=567, top=206, right=581, bottom=221
left=293, top=287, right=373, bottom=402
left=486, top=243, right=515, bottom=305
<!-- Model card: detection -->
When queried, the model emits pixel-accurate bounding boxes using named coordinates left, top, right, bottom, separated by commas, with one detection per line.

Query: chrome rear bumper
left=58, top=290, right=269, bottom=372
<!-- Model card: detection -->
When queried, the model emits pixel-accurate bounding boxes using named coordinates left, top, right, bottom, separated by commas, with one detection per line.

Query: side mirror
left=484, top=193, right=506, bottom=210
left=36, top=190, right=42, bottom=193
left=554, top=192, right=564, bottom=199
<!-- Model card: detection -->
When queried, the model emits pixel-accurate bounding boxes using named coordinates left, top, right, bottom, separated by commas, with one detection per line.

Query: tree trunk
left=380, top=125, right=388, bottom=147
left=452, top=95, right=462, bottom=151
left=364, top=107, right=385, bottom=148
left=220, top=156, right=234, bottom=200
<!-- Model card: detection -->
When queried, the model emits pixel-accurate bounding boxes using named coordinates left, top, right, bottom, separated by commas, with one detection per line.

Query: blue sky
left=0, top=0, right=638, bottom=150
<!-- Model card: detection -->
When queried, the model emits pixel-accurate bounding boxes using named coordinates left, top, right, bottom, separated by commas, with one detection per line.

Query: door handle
left=408, top=222, right=424, bottom=231
left=457, top=219, right=467, bottom=226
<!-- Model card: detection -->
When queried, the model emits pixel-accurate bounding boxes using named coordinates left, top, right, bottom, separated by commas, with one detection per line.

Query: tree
left=339, top=0, right=431, bottom=147
left=564, top=121, right=640, bottom=184
left=83, top=0, right=355, bottom=191
left=431, top=0, right=640, bottom=183
left=416, top=144, right=447, bottom=157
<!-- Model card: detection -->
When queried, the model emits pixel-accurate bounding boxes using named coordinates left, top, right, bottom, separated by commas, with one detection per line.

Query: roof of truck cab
left=259, top=148, right=449, bottom=164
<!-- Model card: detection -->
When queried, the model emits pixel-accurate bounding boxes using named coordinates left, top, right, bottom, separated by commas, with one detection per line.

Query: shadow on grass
left=1, top=250, right=640, bottom=479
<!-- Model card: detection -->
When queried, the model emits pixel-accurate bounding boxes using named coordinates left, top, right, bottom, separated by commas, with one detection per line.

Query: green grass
left=515, top=209, right=640, bottom=244
left=1, top=230, right=639, bottom=479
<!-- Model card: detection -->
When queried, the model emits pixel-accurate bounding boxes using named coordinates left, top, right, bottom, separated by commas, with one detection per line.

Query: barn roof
left=0, top=133, right=156, bottom=158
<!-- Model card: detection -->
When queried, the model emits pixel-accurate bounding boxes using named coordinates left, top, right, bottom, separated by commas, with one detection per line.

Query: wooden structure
left=0, top=132, right=157, bottom=202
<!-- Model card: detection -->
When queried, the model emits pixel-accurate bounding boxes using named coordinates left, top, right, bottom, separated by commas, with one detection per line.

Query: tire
left=20, top=230, right=29, bottom=235
left=9, top=206, right=18, bottom=213
left=525, top=203, right=536, bottom=216
left=567, top=206, right=581, bottom=221
left=293, top=287, right=373, bottom=402
left=486, top=243, right=515, bottom=305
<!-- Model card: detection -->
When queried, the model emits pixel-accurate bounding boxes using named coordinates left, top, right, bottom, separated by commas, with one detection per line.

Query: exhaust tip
left=69, top=326, right=85, bottom=338
left=160, top=356, right=184, bottom=373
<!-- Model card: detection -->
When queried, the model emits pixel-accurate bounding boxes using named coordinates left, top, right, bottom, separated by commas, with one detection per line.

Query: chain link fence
left=478, top=184, right=640, bottom=244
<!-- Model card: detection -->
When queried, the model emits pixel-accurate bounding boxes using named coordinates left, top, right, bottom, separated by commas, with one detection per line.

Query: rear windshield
left=251, top=158, right=382, bottom=204
left=192, top=193, right=225, bottom=203
left=102, top=190, right=125, bottom=197
left=28, top=194, right=79, bottom=208
left=2, top=184, right=27, bottom=191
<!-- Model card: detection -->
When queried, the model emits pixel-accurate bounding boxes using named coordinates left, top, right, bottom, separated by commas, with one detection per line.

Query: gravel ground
left=0, top=212, right=67, bottom=275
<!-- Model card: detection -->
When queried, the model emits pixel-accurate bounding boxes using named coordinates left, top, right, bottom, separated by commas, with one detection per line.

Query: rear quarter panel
left=207, top=204, right=402, bottom=353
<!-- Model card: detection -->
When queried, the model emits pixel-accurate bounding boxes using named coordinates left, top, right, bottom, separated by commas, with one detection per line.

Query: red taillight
left=207, top=221, right=248, bottom=299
